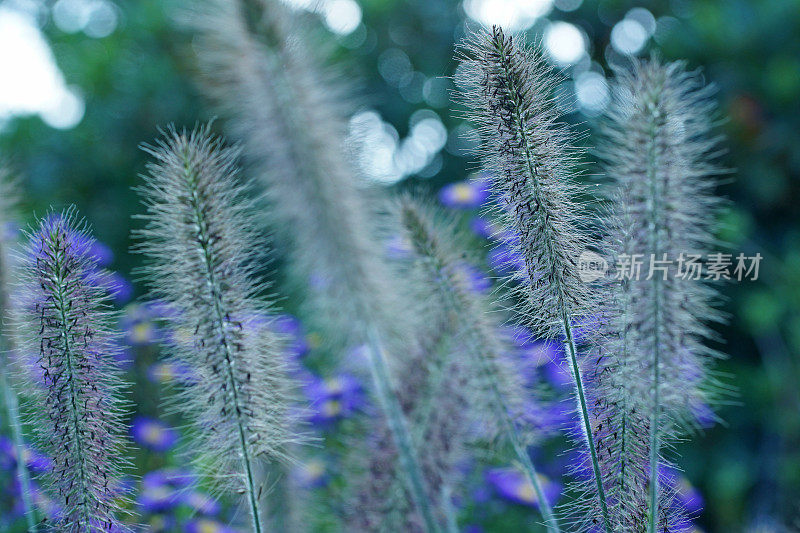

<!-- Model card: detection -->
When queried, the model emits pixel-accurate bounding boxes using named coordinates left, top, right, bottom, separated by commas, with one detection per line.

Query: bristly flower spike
left=14, top=209, right=129, bottom=532
left=455, top=26, right=611, bottom=531
left=134, top=126, right=298, bottom=533
left=398, top=197, right=560, bottom=532
left=599, top=59, right=727, bottom=532
left=0, top=168, right=37, bottom=532
left=188, top=2, right=439, bottom=530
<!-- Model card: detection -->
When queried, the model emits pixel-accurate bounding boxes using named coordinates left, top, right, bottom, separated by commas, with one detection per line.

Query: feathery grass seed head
left=15, top=209, right=129, bottom=532
left=134, top=127, right=298, bottom=513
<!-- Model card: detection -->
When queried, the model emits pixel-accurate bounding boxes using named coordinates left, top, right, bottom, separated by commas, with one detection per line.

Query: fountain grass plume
left=347, top=315, right=465, bottom=532
left=0, top=168, right=37, bottom=532
left=599, top=59, right=727, bottom=532
left=14, top=209, right=129, bottom=532
left=398, top=197, right=559, bottom=532
left=186, top=0, right=395, bottom=348
left=134, top=126, right=298, bottom=533
left=455, top=26, right=611, bottom=531
left=187, top=2, right=439, bottom=530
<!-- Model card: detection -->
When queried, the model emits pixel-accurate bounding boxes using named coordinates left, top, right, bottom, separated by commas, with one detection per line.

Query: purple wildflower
left=107, top=272, right=134, bottom=305
left=131, top=417, right=179, bottom=453
left=185, top=518, right=238, bottom=533
left=485, top=467, right=561, bottom=509
left=183, top=491, right=221, bottom=516
left=438, top=176, right=491, bottom=209
left=121, top=303, right=162, bottom=346
left=304, top=373, right=365, bottom=426
left=271, top=313, right=310, bottom=359
left=469, top=216, right=495, bottom=239
left=146, top=361, right=197, bottom=385
left=0, top=437, right=52, bottom=473
left=292, top=458, right=328, bottom=489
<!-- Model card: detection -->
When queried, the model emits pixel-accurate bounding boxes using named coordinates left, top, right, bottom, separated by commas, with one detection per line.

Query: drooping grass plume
left=455, top=26, right=610, bottom=531
left=134, top=126, right=298, bottom=533
left=187, top=1, right=438, bottom=530
left=13, top=209, right=128, bottom=532
left=599, top=59, right=727, bottom=532
left=398, top=197, right=560, bottom=532
left=0, top=168, right=37, bottom=532
left=347, top=324, right=465, bottom=532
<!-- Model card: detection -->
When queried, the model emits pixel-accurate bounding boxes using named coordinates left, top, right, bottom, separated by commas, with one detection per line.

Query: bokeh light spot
left=545, top=22, right=586, bottom=65
left=463, top=0, right=553, bottom=32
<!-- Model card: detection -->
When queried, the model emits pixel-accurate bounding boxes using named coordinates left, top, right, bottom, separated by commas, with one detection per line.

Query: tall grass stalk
left=135, top=127, right=298, bottom=533
left=0, top=171, right=36, bottom=532
left=455, top=26, right=610, bottom=531
left=188, top=1, right=438, bottom=529
left=599, top=59, right=726, bottom=532
left=399, top=198, right=559, bottom=532
left=15, top=210, right=128, bottom=532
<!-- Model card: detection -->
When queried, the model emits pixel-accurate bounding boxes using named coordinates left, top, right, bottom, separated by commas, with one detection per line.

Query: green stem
left=562, top=316, right=611, bottom=533
left=52, top=237, right=91, bottom=527
left=0, top=369, right=37, bottom=532
left=184, top=156, right=264, bottom=533
left=365, top=327, right=441, bottom=533
left=425, top=260, right=560, bottom=532
left=646, top=109, right=664, bottom=533
left=492, top=46, right=610, bottom=531
left=441, top=484, right=459, bottom=533
left=1, top=215, right=36, bottom=531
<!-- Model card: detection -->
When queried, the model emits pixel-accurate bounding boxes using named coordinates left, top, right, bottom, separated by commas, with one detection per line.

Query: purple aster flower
left=107, top=272, right=134, bottom=304
left=304, top=373, right=365, bottom=426
left=137, top=468, right=195, bottom=514
left=121, top=303, right=162, bottom=346
left=292, top=458, right=328, bottom=489
left=184, top=518, right=238, bottom=533
left=271, top=313, right=310, bottom=358
left=487, top=244, right=526, bottom=275
left=438, top=176, right=491, bottom=209
left=384, top=234, right=413, bottom=259
left=137, top=481, right=181, bottom=514
left=453, top=262, right=491, bottom=293
left=146, top=361, right=197, bottom=385
left=485, top=467, right=561, bottom=509
left=86, top=239, right=114, bottom=266
left=145, top=468, right=196, bottom=490
left=470, top=216, right=517, bottom=242
left=183, top=491, right=221, bottom=516
left=0, top=437, right=51, bottom=473
left=131, top=417, right=179, bottom=453
left=469, top=216, right=495, bottom=239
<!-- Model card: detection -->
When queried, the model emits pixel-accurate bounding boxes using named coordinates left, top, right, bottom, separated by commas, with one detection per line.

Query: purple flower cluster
left=137, top=468, right=221, bottom=521
left=304, top=372, right=365, bottom=426
left=130, top=417, right=179, bottom=453
left=438, top=175, right=491, bottom=209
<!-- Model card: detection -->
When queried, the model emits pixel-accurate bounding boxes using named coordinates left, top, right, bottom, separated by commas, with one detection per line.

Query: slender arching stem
left=365, top=327, right=442, bottom=533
